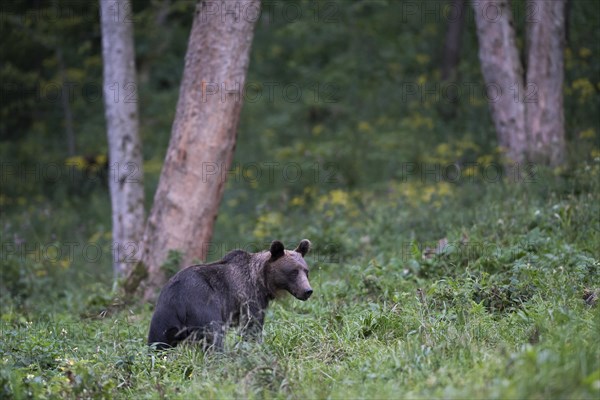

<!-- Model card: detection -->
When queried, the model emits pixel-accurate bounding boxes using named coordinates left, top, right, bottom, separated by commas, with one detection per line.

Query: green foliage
left=160, top=250, right=183, bottom=280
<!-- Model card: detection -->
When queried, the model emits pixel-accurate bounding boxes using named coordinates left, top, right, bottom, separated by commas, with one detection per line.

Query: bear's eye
left=289, top=269, right=299, bottom=278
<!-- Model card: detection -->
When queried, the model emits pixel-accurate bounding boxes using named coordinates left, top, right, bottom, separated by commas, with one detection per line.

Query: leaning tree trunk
left=100, top=0, right=145, bottom=279
left=525, top=0, right=566, bottom=166
left=127, top=0, right=261, bottom=301
left=472, top=0, right=527, bottom=164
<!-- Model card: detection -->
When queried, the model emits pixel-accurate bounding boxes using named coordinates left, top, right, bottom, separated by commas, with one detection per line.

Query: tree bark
left=130, top=0, right=261, bottom=301
left=56, top=47, right=76, bottom=156
left=52, top=0, right=76, bottom=157
left=525, top=0, right=566, bottom=166
left=472, top=0, right=567, bottom=167
left=100, top=0, right=145, bottom=279
left=441, top=0, right=466, bottom=81
left=472, top=0, right=527, bottom=164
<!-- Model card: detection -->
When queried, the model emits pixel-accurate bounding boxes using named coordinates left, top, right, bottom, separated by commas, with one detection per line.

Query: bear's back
left=220, top=249, right=251, bottom=265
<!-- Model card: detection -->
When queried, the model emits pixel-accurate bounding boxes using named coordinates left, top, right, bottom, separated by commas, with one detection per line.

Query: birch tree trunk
left=472, top=0, right=527, bottom=164
left=525, top=0, right=566, bottom=166
left=100, top=0, right=145, bottom=279
left=127, top=0, right=261, bottom=301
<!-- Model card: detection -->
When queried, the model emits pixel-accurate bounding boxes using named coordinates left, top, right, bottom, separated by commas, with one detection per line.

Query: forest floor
left=1, top=163, right=599, bottom=399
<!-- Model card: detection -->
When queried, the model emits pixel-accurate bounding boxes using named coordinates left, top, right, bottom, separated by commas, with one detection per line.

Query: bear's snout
left=300, top=288, right=313, bottom=301
left=304, top=288, right=313, bottom=300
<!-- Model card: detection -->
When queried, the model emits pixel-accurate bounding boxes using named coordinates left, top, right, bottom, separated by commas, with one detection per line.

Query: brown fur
left=148, top=240, right=312, bottom=350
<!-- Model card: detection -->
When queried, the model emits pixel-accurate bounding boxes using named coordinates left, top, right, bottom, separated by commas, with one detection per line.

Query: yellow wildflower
left=579, top=47, right=591, bottom=58
left=579, top=129, right=596, bottom=139
left=311, top=124, right=324, bottom=136
left=416, top=54, right=430, bottom=65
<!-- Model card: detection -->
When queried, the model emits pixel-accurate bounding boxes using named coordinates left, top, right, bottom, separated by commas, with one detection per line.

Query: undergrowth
left=1, top=163, right=599, bottom=399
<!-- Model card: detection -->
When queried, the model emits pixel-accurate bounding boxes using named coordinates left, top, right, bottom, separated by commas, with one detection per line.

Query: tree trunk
left=525, top=0, right=566, bottom=166
left=441, top=0, right=466, bottom=81
left=100, top=0, right=145, bottom=279
left=130, top=0, right=260, bottom=301
left=52, top=0, right=76, bottom=157
left=564, top=0, right=571, bottom=44
left=472, top=0, right=527, bottom=164
left=56, top=47, right=76, bottom=156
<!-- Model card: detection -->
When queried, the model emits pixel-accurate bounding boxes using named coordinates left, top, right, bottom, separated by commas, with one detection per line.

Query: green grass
left=1, top=163, right=600, bottom=399
left=1, top=279, right=598, bottom=398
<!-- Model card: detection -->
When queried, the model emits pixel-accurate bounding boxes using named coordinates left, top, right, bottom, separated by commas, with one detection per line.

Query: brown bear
left=147, top=239, right=313, bottom=350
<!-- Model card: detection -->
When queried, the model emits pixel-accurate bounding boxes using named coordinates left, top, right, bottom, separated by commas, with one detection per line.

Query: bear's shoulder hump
left=221, top=249, right=251, bottom=264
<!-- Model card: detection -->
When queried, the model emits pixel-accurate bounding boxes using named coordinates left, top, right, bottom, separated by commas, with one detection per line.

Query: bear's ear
left=269, top=240, right=285, bottom=260
left=294, top=239, right=311, bottom=257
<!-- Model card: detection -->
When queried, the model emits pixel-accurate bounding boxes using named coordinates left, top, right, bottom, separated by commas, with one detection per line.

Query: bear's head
left=267, top=239, right=313, bottom=301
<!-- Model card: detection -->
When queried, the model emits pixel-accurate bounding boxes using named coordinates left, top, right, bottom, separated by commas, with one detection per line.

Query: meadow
left=2, top=162, right=599, bottom=399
